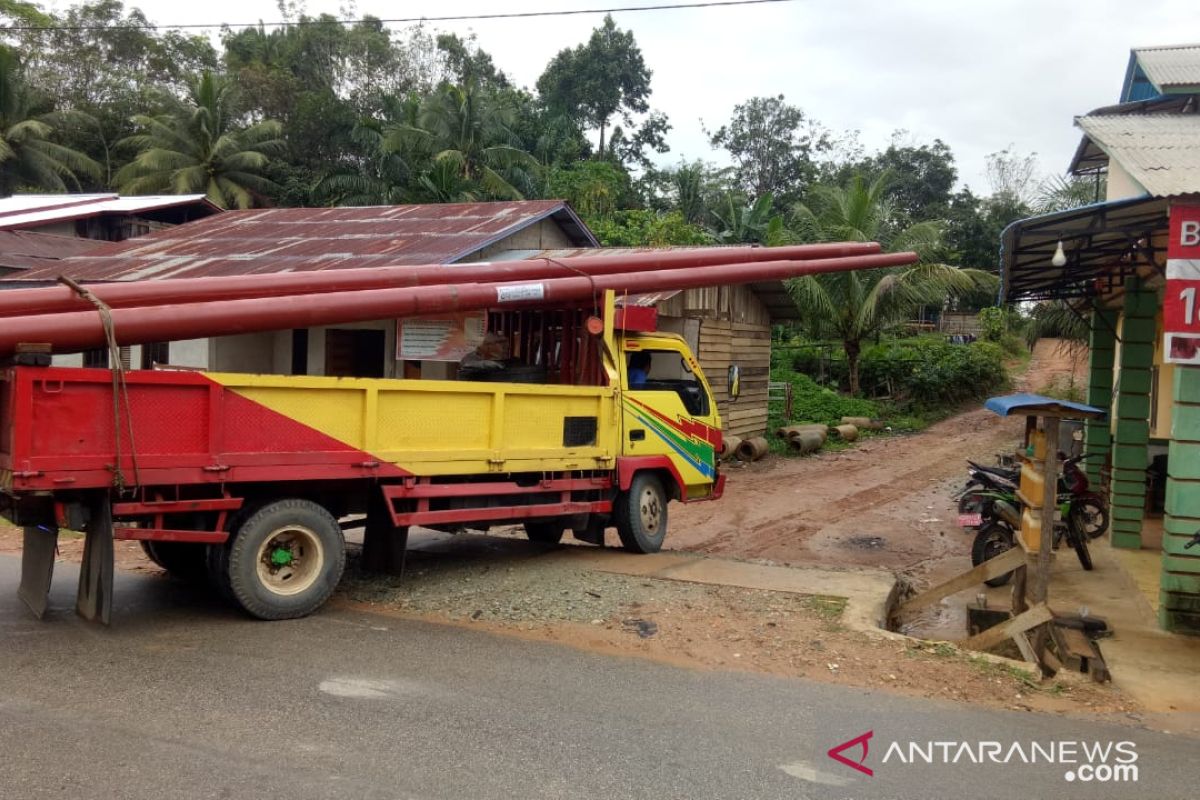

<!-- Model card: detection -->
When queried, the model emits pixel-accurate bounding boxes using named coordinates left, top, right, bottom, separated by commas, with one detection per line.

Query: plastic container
left=1019, top=462, right=1045, bottom=507
left=1020, top=507, right=1043, bottom=551
left=1028, top=428, right=1047, bottom=461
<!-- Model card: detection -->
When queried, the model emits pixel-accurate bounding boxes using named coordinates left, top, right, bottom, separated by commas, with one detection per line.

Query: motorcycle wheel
left=1074, top=496, right=1109, bottom=540
left=971, top=523, right=1016, bottom=587
left=957, top=485, right=986, bottom=514
left=1067, top=508, right=1094, bottom=571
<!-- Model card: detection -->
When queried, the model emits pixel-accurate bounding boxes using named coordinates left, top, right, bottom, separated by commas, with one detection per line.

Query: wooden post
left=1034, top=417, right=1060, bottom=605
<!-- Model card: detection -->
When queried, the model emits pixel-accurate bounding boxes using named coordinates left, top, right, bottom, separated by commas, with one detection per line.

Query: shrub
left=858, top=337, right=1008, bottom=410
left=770, top=369, right=880, bottom=424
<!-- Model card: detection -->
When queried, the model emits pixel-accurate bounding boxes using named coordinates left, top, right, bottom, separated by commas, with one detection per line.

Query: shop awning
left=999, top=195, right=1168, bottom=302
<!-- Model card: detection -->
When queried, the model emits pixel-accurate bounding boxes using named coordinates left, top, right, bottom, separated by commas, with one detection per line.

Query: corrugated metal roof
left=1133, top=44, right=1200, bottom=92
left=0, top=193, right=219, bottom=231
left=1073, top=114, right=1200, bottom=197
left=506, top=246, right=801, bottom=321
left=12, top=201, right=598, bottom=282
left=0, top=230, right=115, bottom=272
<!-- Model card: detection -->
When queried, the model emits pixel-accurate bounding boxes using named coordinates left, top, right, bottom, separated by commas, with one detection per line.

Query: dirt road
left=671, top=339, right=1086, bottom=583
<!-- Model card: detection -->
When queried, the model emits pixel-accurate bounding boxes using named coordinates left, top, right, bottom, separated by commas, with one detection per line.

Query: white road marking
left=318, top=677, right=430, bottom=699
left=778, top=761, right=854, bottom=786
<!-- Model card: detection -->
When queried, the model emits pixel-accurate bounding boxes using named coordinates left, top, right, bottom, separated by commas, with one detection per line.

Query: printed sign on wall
left=397, top=313, right=486, bottom=361
left=1164, top=204, right=1200, bottom=365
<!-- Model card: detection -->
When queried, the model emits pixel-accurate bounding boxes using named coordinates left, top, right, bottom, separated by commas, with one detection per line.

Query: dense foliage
left=1, top=0, right=1090, bottom=258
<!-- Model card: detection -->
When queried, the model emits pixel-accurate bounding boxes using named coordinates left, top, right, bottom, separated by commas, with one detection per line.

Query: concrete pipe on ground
left=720, top=435, right=743, bottom=461
left=735, top=436, right=770, bottom=462
left=832, top=424, right=859, bottom=442
left=841, top=416, right=884, bottom=431
left=789, top=431, right=825, bottom=454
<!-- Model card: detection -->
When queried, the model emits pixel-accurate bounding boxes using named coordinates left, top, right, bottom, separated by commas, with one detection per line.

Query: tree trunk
left=597, top=120, right=606, bottom=159
left=846, top=339, right=862, bottom=396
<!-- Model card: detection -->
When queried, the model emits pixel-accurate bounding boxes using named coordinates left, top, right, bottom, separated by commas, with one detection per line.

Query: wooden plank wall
left=659, top=285, right=774, bottom=438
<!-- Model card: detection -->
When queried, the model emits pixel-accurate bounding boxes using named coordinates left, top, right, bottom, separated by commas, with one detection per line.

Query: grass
left=801, top=595, right=848, bottom=621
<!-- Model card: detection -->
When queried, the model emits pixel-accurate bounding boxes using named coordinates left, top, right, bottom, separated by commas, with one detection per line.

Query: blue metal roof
left=984, top=393, right=1107, bottom=420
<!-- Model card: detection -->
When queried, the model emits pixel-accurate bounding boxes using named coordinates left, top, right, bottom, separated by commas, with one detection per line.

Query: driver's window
left=626, top=349, right=710, bottom=416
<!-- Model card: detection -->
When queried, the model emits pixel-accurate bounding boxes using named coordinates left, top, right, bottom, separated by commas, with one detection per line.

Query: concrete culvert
left=831, top=424, right=859, bottom=442
left=735, top=436, right=769, bottom=461
left=788, top=431, right=824, bottom=454
left=841, top=416, right=884, bottom=431
left=720, top=434, right=743, bottom=461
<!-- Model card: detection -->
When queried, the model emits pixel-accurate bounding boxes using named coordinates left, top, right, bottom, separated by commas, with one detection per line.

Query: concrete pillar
left=1084, top=304, right=1117, bottom=488
left=1110, top=278, right=1157, bottom=549
left=1161, top=366, right=1200, bottom=635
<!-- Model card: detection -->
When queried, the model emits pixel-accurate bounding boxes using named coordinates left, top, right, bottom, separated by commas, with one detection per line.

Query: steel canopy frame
left=999, top=196, right=1169, bottom=303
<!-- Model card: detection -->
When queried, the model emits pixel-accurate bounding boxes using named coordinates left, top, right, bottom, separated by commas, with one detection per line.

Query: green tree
left=710, top=192, right=785, bottom=245
left=11, top=1, right=217, bottom=186
left=436, top=33, right=509, bottom=90
left=787, top=173, right=995, bottom=395
left=706, top=95, right=830, bottom=205
left=536, top=14, right=652, bottom=159
left=388, top=82, right=540, bottom=201
left=587, top=210, right=711, bottom=247
left=0, top=46, right=100, bottom=194
left=115, top=71, right=284, bottom=208
left=547, top=160, right=634, bottom=217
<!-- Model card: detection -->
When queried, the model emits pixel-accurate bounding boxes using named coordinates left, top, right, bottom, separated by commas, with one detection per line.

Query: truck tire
left=523, top=520, right=566, bottom=544
left=614, top=473, right=668, bottom=554
left=141, top=541, right=209, bottom=583
left=224, top=499, right=345, bottom=621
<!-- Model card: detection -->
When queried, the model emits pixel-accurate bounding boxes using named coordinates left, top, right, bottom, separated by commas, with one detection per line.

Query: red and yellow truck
left=1, top=295, right=723, bottom=622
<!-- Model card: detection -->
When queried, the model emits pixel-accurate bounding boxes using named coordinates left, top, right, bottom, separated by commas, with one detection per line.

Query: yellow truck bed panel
left=212, top=372, right=618, bottom=475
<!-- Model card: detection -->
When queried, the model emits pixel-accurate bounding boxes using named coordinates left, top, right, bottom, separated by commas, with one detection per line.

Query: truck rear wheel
left=523, top=520, right=566, bottom=544
left=614, top=473, right=668, bottom=554
left=225, top=499, right=345, bottom=620
left=140, top=541, right=209, bottom=583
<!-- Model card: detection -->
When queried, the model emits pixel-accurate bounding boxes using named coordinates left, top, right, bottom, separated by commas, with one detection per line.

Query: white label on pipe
left=496, top=283, right=545, bottom=303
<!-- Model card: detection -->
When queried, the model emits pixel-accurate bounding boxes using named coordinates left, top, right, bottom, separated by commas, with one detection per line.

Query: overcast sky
left=62, top=0, right=1197, bottom=192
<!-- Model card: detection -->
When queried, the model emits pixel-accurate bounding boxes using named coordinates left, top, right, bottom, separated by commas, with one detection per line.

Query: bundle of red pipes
left=0, top=242, right=918, bottom=357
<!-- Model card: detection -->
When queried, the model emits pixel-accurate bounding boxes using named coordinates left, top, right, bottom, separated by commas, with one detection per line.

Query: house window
left=83, top=348, right=108, bottom=368
left=141, top=342, right=169, bottom=369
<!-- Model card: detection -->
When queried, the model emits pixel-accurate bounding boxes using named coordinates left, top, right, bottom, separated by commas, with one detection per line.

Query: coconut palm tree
left=115, top=71, right=285, bottom=209
left=787, top=173, right=996, bottom=395
left=385, top=82, right=540, bottom=202
left=0, top=47, right=101, bottom=195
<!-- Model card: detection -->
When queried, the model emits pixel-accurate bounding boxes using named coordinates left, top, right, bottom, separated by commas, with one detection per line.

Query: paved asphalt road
left=0, top=555, right=1193, bottom=800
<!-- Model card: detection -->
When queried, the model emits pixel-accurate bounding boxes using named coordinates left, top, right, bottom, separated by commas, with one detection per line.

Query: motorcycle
left=954, top=460, right=1096, bottom=584
left=957, top=452, right=1108, bottom=539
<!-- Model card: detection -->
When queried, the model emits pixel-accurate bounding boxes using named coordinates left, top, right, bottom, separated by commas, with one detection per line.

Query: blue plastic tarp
left=984, top=393, right=1107, bottom=420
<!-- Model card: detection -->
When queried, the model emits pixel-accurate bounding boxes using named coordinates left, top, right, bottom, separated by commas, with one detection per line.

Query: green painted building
left=1000, top=44, right=1200, bottom=635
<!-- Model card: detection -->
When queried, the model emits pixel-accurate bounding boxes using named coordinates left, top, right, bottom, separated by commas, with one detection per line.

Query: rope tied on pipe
left=58, top=276, right=141, bottom=494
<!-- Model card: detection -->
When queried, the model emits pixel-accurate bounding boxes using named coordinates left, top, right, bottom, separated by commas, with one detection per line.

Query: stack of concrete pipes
left=726, top=415, right=887, bottom=460
left=0, top=244, right=917, bottom=357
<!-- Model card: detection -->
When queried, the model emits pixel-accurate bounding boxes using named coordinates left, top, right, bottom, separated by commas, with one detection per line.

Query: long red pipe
left=0, top=252, right=917, bottom=357
left=0, top=242, right=881, bottom=318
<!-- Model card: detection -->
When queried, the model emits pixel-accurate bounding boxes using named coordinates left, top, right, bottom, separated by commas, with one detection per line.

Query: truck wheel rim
left=639, top=487, right=662, bottom=534
left=256, top=526, right=324, bottom=596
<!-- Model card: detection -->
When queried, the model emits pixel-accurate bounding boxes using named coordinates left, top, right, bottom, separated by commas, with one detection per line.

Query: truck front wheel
left=614, top=473, right=668, bottom=554
left=225, top=499, right=345, bottom=620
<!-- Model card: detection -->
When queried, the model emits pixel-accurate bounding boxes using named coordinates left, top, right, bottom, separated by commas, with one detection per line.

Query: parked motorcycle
left=954, top=456, right=1096, bottom=583
left=957, top=452, right=1108, bottom=539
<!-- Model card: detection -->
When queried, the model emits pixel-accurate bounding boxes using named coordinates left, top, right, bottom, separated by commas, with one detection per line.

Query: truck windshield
left=626, top=350, right=710, bottom=416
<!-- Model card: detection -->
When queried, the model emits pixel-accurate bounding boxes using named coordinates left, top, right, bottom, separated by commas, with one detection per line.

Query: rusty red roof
left=0, top=230, right=117, bottom=275
left=11, top=201, right=597, bottom=283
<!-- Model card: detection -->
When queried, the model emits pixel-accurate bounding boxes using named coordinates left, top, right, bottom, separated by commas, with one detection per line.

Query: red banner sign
left=1164, top=204, right=1200, bottom=364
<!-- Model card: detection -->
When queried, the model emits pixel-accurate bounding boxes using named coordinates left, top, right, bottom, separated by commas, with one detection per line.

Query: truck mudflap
left=75, top=500, right=114, bottom=624
left=18, top=525, right=58, bottom=619
left=18, top=495, right=115, bottom=623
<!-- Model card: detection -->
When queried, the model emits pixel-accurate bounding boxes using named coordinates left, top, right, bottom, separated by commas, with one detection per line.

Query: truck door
left=620, top=340, right=721, bottom=499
